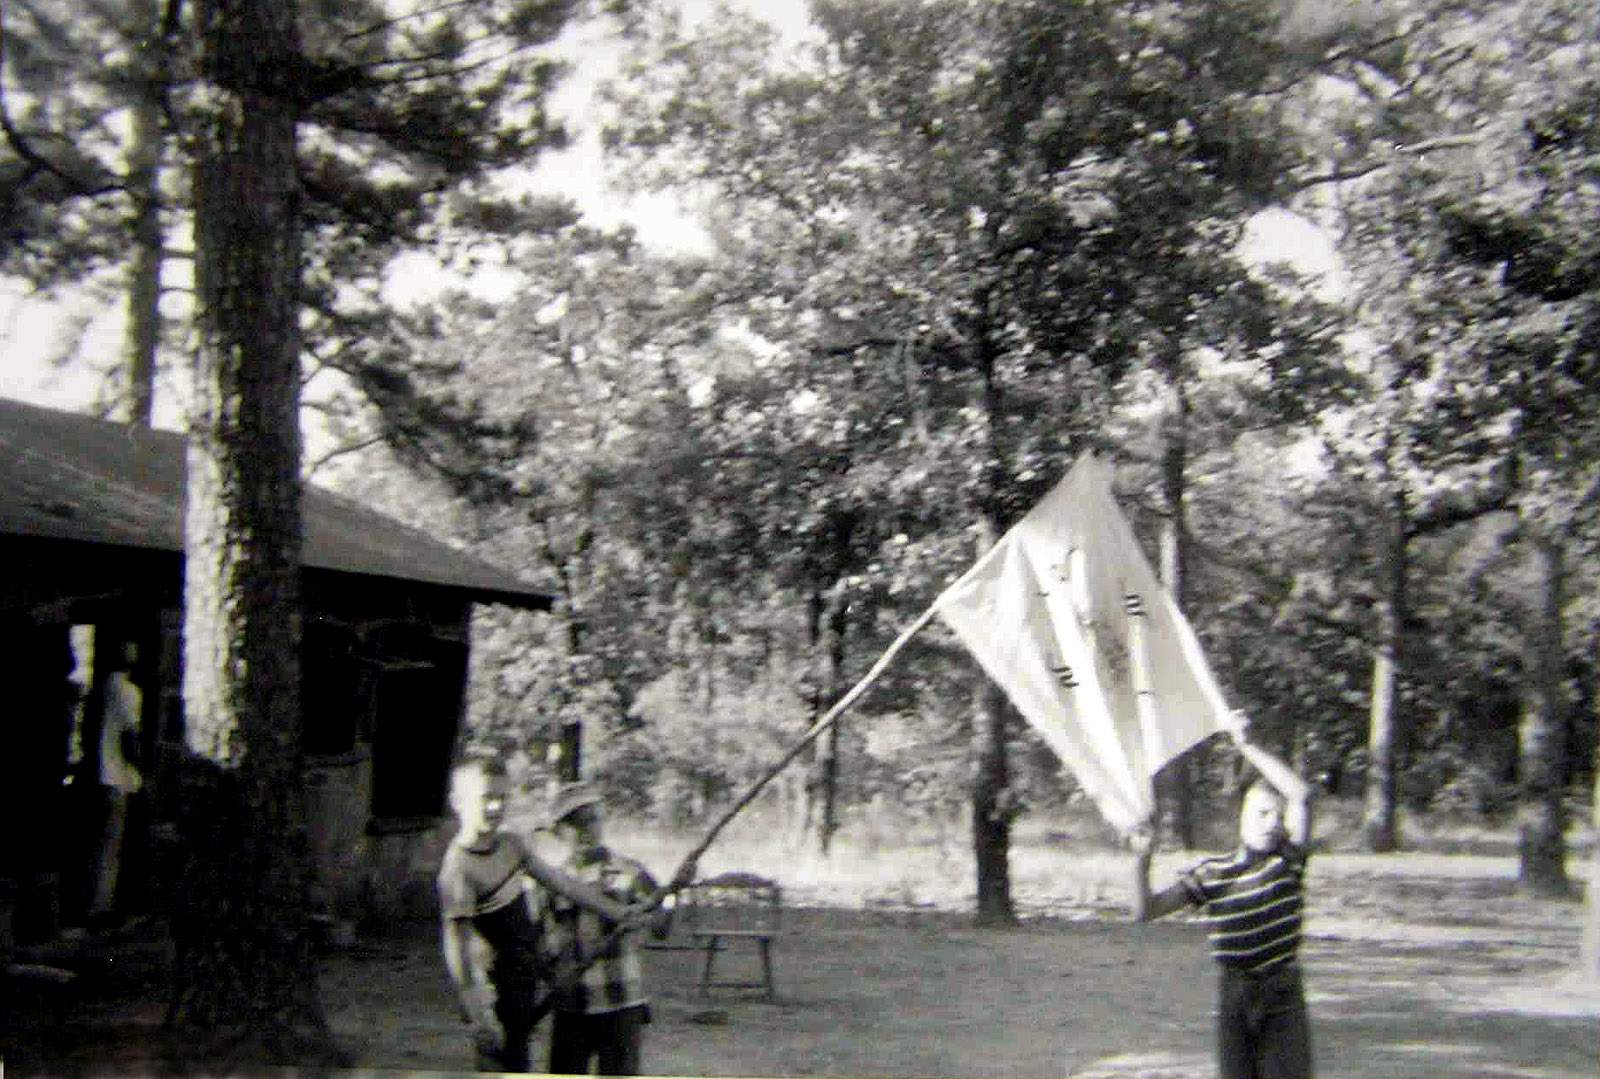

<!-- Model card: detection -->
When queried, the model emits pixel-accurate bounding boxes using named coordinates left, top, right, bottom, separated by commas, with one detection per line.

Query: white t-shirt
left=99, top=672, right=144, bottom=793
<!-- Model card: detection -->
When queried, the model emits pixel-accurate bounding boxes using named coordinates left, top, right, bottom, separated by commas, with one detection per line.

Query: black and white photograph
left=1, top=1, right=1596, bottom=1075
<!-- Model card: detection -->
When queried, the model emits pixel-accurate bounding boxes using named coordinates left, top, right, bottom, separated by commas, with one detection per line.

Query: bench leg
left=698, top=936, right=719, bottom=997
left=759, top=938, right=775, bottom=1000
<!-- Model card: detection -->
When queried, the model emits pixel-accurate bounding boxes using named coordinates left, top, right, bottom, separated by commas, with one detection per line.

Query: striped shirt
left=545, top=845, right=657, bottom=1015
left=1180, top=840, right=1307, bottom=974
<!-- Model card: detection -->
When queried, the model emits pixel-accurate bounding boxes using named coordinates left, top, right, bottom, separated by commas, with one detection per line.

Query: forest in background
left=4, top=0, right=1597, bottom=968
left=354, top=0, right=1600, bottom=907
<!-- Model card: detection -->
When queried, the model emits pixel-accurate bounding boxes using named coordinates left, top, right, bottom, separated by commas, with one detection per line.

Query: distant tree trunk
left=1362, top=630, right=1398, bottom=850
left=967, top=298, right=1014, bottom=927
left=1362, top=484, right=1406, bottom=853
left=1583, top=688, right=1599, bottom=977
left=968, top=503, right=1017, bottom=926
left=818, top=580, right=847, bottom=856
left=1155, top=376, right=1195, bottom=848
left=972, top=676, right=1015, bottom=926
left=557, top=598, right=583, bottom=781
left=122, top=0, right=168, bottom=428
left=175, top=0, right=334, bottom=1063
left=1517, top=534, right=1570, bottom=896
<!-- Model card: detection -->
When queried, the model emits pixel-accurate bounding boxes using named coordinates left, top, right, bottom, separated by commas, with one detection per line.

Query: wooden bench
left=677, top=871, right=781, bottom=1000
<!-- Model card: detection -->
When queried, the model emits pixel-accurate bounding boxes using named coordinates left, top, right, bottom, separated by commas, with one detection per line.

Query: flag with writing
left=933, top=454, right=1232, bottom=831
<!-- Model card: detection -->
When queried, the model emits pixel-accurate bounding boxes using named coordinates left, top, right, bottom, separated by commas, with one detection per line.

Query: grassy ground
left=8, top=804, right=1597, bottom=1078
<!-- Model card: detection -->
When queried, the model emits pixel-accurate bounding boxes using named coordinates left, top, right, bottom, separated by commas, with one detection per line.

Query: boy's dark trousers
left=474, top=979, right=540, bottom=1073
left=1217, top=962, right=1313, bottom=1079
left=547, top=1003, right=647, bottom=1076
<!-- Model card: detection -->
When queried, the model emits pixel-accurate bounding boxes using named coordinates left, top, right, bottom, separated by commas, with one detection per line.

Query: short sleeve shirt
left=437, top=831, right=548, bottom=986
left=99, top=673, right=143, bottom=792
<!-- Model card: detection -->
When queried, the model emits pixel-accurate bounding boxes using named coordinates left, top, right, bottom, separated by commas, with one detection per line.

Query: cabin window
left=368, top=634, right=468, bottom=822
left=302, top=619, right=364, bottom=757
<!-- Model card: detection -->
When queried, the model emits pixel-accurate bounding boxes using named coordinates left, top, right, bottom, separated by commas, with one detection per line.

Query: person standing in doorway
left=90, top=639, right=143, bottom=928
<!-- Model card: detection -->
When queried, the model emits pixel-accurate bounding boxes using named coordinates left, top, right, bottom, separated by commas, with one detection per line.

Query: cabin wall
left=2, top=537, right=478, bottom=936
left=301, top=573, right=473, bottom=928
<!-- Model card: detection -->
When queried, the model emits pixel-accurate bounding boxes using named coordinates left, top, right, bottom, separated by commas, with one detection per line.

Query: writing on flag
left=933, top=454, right=1232, bottom=831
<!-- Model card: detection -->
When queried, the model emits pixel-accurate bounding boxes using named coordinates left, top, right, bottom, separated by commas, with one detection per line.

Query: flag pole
left=671, top=599, right=945, bottom=877
left=1124, top=591, right=1163, bottom=834
left=525, top=599, right=945, bottom=1021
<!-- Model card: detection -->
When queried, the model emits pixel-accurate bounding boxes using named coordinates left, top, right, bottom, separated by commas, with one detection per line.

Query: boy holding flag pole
left=1128, top=711, right=1316, bottom=1079
left=1122, top=546, right=1317, bottom=1079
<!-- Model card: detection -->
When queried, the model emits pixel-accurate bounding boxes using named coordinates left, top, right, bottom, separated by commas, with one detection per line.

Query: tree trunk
left=175, top=0, right=334, bottom=1063
left=971, top=677, right=1016, bottom=926
left=1583, top=690, right=1598, bottom=977
left=559, top=597, right=585, bottom=782
left=1155, top=380, right=1195, bottom=848
left=817, top=580, right=847, bottom=856
left=1362, top=487, right=1406, bottom=853
left=1517, top=534, right=1570, bottom=897
left=1362, top=613, right=1399, bottom=851
left=969, top=299, right=1015, bottom=927
left=122, top=0, right=167, bottom=428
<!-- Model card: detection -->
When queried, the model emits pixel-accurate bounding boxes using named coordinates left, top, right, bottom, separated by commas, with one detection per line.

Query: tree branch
left=341, top=0, right=484, bottom=43
left=313, top=38, right=551, bottom=96
left=0, top=37, right=123, bottom=199
left=1292, top=133, right=1489, bottom=193
left=305, top=435, right=385, bottom=480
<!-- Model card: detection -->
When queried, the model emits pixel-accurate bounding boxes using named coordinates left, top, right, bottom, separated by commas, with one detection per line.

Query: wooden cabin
left=0, top=397, right=550, bottom=937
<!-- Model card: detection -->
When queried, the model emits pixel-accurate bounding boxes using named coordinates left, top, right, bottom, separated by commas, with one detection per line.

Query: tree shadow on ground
left=10, top=892, right=1595, bottom=1077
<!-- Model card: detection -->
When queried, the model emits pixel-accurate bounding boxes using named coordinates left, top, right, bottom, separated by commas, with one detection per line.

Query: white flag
left=933, top=454, right=1232, bottom=831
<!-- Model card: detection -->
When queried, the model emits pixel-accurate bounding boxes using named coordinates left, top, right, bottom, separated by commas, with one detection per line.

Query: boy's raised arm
left=1224, top=711, right=1313, bottom=845
left=519, top=847, right=637, bottom=923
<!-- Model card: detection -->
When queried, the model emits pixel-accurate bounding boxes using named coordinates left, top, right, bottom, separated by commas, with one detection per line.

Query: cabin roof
left=0, top=396, right=550, bottom=610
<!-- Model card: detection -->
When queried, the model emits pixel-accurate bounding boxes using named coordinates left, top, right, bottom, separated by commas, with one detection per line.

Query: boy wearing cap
left=544, top=782, right=666, bottom=1076
left=1130, top=713, right=1316, bottom=1079
left=437, top=760, right=636, bottom=1073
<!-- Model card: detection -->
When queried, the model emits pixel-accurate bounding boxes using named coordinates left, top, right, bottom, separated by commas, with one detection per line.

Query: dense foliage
left=329, top=2, right=1600, bottom=877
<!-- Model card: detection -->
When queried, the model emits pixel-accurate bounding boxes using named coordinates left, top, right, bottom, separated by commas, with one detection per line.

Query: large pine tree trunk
left=1362, top=487, right=1406, bottom=853
left=174, top=0, right=333, bottom=1062
left=1517, top=534, right=1570, bottom=896
left=122, top=0, right=167, bottom=428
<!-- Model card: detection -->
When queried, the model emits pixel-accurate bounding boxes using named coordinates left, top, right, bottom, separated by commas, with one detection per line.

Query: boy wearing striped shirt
left=1132, top=713, right=1315, bottom=1079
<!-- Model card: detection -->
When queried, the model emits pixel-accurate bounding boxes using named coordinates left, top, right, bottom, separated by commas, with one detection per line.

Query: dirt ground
left=6, top=859, right=1597, bottom=1078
